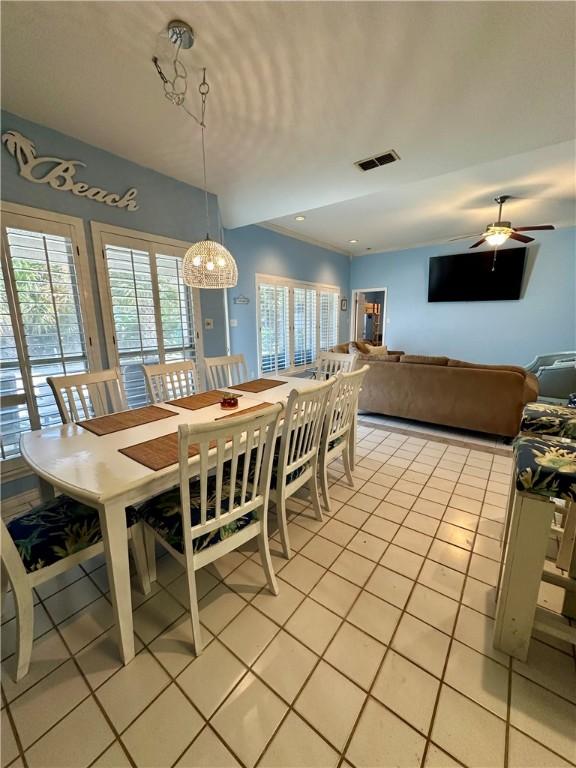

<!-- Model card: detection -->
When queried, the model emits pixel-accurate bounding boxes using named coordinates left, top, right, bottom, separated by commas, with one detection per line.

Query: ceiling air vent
left=355, top=150, right=400, bottom=172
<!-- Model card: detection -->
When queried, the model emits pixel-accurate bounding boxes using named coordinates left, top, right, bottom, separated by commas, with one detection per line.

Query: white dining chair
left=318, top=365, right=369, bottom=512
left=204, top=354, right=248, bottom=389
left=139, top=403, right=283, bottom=653
left=316, top=351, right=357, bottom=379
left=47, top=368, right=127, bottom=422
left=1, top=497, right=149, bottom=681
left=143, top=360, right=200, bottom=403
left=271, top=379, right=334, bottom=559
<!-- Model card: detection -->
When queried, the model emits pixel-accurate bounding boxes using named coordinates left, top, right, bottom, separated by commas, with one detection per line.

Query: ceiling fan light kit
left=456, top=195, right=555, bottom=249
left=154, top=20, right=239, bottom=289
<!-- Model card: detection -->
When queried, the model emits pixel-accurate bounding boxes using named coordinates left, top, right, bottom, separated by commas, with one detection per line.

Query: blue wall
left=351, top=229, right=576, bottom=365
left=1, top=110, right=227, bottom=356
left=224, top=226, right=351, bottom=375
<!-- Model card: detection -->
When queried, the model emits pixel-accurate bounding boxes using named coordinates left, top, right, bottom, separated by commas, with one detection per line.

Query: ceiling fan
left=451, top=195, right=555, bottom=248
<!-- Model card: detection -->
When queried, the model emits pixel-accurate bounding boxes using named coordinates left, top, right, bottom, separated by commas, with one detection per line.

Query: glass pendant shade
left=182, top=238, right=238, bottom=288
left=486, top=231, right=509, bottom=247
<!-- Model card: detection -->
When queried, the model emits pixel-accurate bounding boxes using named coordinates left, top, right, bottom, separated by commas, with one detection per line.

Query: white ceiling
left=2, top=1, right=575, bottom=252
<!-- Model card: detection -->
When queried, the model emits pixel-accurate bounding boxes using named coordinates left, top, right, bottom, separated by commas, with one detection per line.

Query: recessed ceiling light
left=294, top=215, right=306, bottom=221
left=349, top=239, right=358, bottom=244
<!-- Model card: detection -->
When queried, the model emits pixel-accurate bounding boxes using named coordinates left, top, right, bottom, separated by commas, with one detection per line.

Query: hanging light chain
left=199, top=68, right=211, bottom=238
left=152, top=42, right=202, bottom=126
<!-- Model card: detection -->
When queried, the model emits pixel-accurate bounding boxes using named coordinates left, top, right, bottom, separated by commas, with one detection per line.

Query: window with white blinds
left=256, top=275, right=339, bottom=374
left=258, top=283, right=290, bottom=374
left=0, top=215, right=93, bottom=461
left=293, top=287, right=317, bottom=366
left=97, top=230, right=202, bottom=408
left=319, top=290, right=339, bottom=351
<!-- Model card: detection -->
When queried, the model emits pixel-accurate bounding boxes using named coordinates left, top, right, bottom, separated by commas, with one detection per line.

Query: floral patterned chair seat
left=520, top=403, right=576, bottom=439
left=6, top=495, right=139, bottom=573
left=139, top=475, right=257, bottom=555
left=514, top=435, right=576, bottom=503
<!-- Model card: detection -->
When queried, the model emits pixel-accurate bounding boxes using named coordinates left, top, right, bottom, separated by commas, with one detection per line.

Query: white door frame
left=350, top=287, right=387, bottom=343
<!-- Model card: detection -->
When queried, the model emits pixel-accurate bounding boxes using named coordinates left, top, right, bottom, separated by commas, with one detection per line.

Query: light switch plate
left=204, top=318, right=214, bottom=330
left=230, top=319, right=238, bottom=327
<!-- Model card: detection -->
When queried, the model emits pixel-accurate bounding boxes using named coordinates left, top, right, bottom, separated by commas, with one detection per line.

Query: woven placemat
left=231, top=378, right=284, bottom=393
left=78, top=405, right=176, bottom=436
left=119, top=432, right=203, bottom=471
left=215, top=402, right=274, bottom=421
left=168, top=390, right=231, bottom=411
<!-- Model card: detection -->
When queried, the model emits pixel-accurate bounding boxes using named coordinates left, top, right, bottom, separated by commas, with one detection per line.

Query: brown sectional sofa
left=349, top=350, right=538, bottom=438
left=334, top=342, right=538, bottom=437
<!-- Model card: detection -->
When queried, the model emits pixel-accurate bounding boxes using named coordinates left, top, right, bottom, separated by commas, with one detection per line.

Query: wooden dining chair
left=316, top=351, right=357, bottom=379
left=138, top=403, right=283, bottom=653
left=47, top=368, right=127, bottom=422
left=1, top=498, right=149, bottom=680
left=143, top=360, right=200, bottom=403
left=318, top=365, right=369, bottom=512
left=204, top=354, right=248, bottom=389
left=271, top=379, right=334, bottom=559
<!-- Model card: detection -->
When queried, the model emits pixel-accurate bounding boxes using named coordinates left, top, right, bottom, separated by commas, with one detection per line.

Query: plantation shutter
left=0, top=218, right=91, bottom=459
left=101, top=233, right=202, bottom=407
left=156, top=253, right=198, bottom=363
left=104, top=241, right=158, bottom=408
left=319, top=290, right=339, bottom=351
left=258, top=283, right=290, bottom=374
left=293, top=286, right=317, bottom=366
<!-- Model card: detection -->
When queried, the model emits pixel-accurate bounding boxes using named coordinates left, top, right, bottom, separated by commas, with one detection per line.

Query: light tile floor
left=2, top=424, right=575, bottom=768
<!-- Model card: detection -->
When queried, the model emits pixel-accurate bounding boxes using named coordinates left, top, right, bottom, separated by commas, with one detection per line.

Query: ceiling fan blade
left=449, top=233, right=484, bottom=242
left=469, top=238, right=486, bottom=249
left=514, top=225, right=555, bottom=232
left=509, top=232, right=534, bottom=244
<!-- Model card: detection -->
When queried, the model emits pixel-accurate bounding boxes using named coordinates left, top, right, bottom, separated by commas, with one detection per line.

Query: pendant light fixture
left=182, top=69, right=238, bottom=289
left=153, top=23, right=238, bottom=289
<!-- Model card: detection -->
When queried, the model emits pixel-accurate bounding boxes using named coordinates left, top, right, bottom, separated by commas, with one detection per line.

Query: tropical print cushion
left=7, top=495, right=134, bottom=573
left=139, top=475, right=257, bottom=554
left=520, top=403, right=576, bottom=439
left=328, top=435, right=345, bottom=452
left=239, top=436, right=306, bottom=490
left=514, top=435, right=576, bottom=502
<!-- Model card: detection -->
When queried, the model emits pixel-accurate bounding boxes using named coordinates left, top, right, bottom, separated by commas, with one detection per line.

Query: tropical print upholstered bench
left=520, top=403, right=576, bottom=440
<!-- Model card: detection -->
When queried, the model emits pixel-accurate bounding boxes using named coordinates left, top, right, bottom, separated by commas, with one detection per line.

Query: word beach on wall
left=2, top=130, right=139, bottom=211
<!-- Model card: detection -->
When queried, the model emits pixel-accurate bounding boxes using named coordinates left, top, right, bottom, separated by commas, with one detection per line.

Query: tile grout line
left=419, top=449, right=505, bottom=768
left=4, top=428, right=571, bottom=768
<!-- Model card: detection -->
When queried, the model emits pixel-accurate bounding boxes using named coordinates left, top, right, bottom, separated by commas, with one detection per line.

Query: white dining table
left=19, top=375, right=319, bottom=665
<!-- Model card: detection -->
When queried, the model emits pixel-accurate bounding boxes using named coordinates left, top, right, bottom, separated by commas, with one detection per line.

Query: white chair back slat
left=316, top=351, right=357, bottom=379
left=318, top=365, right=369, bottom=513
left=279, top=380, right=333, bottom=478
left=177, top=403, right=283, bottom=544
left=204, top=355, right=248, bottom=389
left=47, top=369, right=127, bottom=424
left=325, top=365, right=369, bottom=445
left=143, top=361, right=200, bottom=403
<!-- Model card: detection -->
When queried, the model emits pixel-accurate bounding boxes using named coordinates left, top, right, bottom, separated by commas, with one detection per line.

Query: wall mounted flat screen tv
left=428, top=247, right=527, bottom=302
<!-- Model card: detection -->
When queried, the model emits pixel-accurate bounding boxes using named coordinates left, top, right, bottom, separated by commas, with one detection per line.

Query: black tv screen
left=428, top=247, right=527, bottom=302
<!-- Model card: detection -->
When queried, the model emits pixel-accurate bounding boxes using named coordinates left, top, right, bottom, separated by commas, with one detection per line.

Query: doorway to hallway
left=351, top=288, right=387, bottom=344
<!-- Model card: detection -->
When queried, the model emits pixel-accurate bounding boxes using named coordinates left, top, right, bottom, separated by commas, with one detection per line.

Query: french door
left=93, top=225, right=203, bottom=408
left=0, top=206, right=97, bottom=462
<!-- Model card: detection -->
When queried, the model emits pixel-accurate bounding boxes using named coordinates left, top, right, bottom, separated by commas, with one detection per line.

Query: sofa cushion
left=359, top=354, right=400, bottom=363
left=365, top=345, right=388, bottom=357
left=400, top=355, right=449, bottom=366
left=350, top=340, right=373, bottom=354
left=448, top=359, right=526, bottom=376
